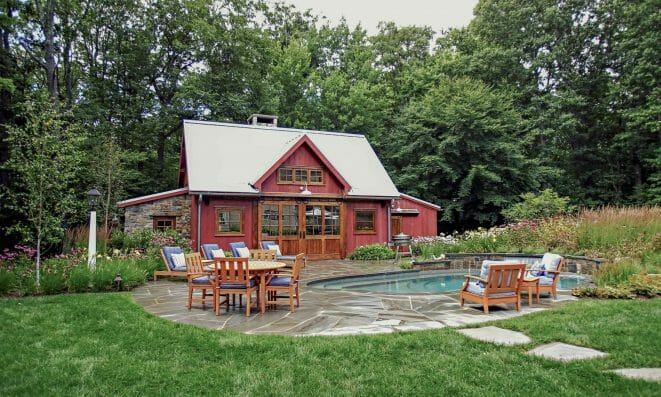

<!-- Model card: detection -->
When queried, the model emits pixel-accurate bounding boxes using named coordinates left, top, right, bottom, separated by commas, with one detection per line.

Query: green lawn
left=1, top=294, right=659, bottom=396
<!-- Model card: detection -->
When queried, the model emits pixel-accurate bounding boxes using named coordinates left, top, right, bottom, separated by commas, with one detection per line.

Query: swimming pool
left=309, top=270, right=588, bottom=294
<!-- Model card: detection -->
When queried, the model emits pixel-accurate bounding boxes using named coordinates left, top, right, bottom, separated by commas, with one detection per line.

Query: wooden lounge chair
left=185, top=252, right=225, bottom=311
left=526, top=253, right=565, bottom=300
left=201, top=243, right=225, bottom=260
left=212, top=257, right=259, bottom=316
left=260, top=240, right=298, bottom=266
left=265, top=253, right=305, bottom=312
left=228, top=241, right=250, bottom=258
left=154, top=246, right=187, bottom=281
left=459, top=263, right=526, bottom=314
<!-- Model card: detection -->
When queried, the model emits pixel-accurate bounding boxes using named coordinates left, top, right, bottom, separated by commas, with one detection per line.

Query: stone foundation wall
left=440, top=253, right=604, bottom=274
left=123, top=195, right=192, bottom=239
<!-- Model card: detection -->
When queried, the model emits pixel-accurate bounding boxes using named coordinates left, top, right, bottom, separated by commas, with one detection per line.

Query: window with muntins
left=153, top=216, right=176, bottom=232
left=215, top=207, right=244, bottom=235
left=277, top=166, right=324, bottom=185
left=354, top=209, right=376, bottom=233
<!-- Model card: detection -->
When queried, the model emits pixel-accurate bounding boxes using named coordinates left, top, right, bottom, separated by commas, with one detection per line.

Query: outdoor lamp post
left=87, top=187, right=101, bottom=271
left=114, top=273, right=123, bottom=291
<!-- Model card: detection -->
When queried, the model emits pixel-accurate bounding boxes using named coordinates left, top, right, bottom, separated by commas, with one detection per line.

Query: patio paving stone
left=131, top=259, right=574, bottom=336
left=457, top=326, right=532, bottom=345
left=527, top=342, right=608, bottom=361
left=608, top=368, right=661, bottom=382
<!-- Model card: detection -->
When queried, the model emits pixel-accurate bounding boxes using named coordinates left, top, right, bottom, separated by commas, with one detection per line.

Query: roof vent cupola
left=248, top=114, right=278, bottom=127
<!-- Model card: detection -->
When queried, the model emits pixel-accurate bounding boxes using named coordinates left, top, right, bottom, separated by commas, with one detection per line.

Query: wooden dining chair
left=213, top=257, right=259, bottom=316
left=249, top=249, right=277, bottom=261
left=185, top=252, right=221, bottom=311
left=264, top=253, right=305, bottom=312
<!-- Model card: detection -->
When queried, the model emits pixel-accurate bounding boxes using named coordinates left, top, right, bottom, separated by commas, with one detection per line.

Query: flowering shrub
left=0, top=245, right=38, bottom=295
left=0, top=243, right=158, bottom=296
left=0, top=245, right=37, bottom=270
left=110, top=229, right=191, bottom=258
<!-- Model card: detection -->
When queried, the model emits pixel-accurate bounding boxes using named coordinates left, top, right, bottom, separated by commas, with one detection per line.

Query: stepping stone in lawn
left=608, top=368, right=661, bottom=382
left=527, top=342, right=608, bottom=362
left=457, top=326, right=532, bottom=345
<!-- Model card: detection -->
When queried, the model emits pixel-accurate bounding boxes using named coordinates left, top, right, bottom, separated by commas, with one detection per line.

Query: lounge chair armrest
left=542, top=269, right=561, bottom=274
left=464, top=275, right=486, bottom=282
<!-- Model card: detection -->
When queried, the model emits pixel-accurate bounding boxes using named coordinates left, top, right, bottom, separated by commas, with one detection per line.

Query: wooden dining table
left=205, top=259, right=287, bottom=314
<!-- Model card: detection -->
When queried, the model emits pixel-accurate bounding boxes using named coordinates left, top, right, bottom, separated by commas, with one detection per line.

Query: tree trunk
left=44, top=0, right=59, bottom=105
left=36, top=233, right=41, bottom=289
left=2, top=3, right=11, bottom=51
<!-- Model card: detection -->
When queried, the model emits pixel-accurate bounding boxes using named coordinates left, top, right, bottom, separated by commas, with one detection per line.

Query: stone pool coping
left=307, top=268, right=588, bottom=293
left=413, top=253, right=604, bottom=274
left=131, top=259, right=578, bottom=336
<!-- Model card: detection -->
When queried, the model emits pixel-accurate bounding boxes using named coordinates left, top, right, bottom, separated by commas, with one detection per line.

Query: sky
left=271, top=0, right=480, bottom=34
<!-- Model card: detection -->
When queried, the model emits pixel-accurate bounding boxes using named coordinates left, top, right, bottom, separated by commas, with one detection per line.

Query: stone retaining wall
left=413, top=253, right=604, bottom=274
left=123, top=195, right=192, bottom=239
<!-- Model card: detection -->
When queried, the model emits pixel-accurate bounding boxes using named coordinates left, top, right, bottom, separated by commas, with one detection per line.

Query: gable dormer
left=254, top=135, right=351, bottom=195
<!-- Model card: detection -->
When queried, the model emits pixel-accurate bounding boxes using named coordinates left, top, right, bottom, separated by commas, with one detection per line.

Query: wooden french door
left=258, top=200, right=343, bottom=259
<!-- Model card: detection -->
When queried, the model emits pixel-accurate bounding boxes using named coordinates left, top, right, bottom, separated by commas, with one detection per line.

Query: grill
left=392, top=233, right=413, bottom=261
left=392, top=233, right=412, bottom=246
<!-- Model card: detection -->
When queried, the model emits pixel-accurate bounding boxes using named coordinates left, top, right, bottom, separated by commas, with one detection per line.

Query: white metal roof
left=182, top=120, right=399, bottom=198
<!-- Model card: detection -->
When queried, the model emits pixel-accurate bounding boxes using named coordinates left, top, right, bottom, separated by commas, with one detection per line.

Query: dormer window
left=277, top=166, right=324, bottom=185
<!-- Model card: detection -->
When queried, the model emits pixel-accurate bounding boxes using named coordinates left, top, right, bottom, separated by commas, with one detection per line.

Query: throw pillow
left=266, top=244, right=282, bottom=256
left=171, top=252, right=186, bottom=270
left=529, top=261, right=545, bottom=277
left=211, top=249, right=225, bottom=258
left=236, top=247, right=250, bottom=258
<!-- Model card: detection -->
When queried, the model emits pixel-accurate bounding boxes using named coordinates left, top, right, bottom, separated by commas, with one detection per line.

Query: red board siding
left=192, top=196, right=257, bottom=252
left=395, top=196, right=438, bottom=237
left=260, top=145, right=345, bottom=195
left=345, top=200, right=390, bottom=255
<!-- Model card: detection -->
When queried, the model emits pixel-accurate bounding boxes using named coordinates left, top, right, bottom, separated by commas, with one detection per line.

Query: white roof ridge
left=183, top=119, right=367, bottom=139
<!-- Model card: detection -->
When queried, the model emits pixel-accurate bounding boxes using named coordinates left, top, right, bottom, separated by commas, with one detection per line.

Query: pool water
left=310, top=271, right=587, bottom=294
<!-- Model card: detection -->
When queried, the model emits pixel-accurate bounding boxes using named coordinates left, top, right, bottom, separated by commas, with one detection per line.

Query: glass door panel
left=324, top=205, right=340, bottom=235
left=261, top=204, right=279, bottom=237
left=305, top=205, right=322, bottom=236
left=282, top=205, right=299, bottom=236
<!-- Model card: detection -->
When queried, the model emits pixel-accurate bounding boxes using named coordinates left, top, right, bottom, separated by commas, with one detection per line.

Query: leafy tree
left=502, top=188, right=574, bottom=221
left=2, top=92, right=82, bottom=287
left=390, top=77, right=541, bottom=230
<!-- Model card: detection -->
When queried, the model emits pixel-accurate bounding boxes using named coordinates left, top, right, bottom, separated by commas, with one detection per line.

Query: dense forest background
left=0, top=0, right=659, bottom=251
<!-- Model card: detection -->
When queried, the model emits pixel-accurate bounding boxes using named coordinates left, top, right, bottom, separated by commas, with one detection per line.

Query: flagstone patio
left=131, top=260, right=577, bottom=336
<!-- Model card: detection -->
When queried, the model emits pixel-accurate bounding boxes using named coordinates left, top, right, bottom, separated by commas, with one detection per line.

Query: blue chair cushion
left=277, top=255, right=297, bottom=262
left=220, top=279, right=257, bottom=289
left=192, top=276, right=214, bottom=285
left=261, top=241, right=276, bottom=250
left=162, top=246, right=183, bottom=270
left=267, top=276, right=293, bottom=287
left=538, top=276, right=554, bottom=286
left=201, top=244, right=220, bottom=260
left=466, top=282, right=516, bottom=297
left=228, top=242, right=247, bottom=257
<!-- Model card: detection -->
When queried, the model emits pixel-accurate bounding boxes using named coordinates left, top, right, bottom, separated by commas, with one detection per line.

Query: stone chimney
left=247, top=114, right=278, bottom=127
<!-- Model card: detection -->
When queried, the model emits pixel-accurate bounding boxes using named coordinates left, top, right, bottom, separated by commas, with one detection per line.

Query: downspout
left=387, top=204, right=392, bottom=244
left=196, top=193, right=202, bottom=252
